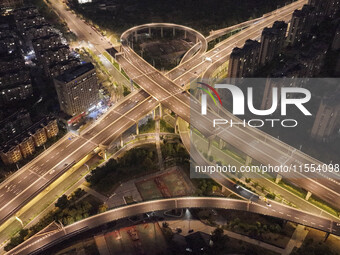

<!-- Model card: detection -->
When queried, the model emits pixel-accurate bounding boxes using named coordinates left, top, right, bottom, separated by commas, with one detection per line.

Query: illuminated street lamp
left=15, top=216, right=24, bottom=227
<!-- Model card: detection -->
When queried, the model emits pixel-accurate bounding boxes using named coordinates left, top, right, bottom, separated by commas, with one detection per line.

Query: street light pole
left=15, top=216, right=24, bottom=227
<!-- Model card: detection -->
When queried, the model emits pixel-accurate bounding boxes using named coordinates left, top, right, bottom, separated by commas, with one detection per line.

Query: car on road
left=266, top=203, right=272, bottom=207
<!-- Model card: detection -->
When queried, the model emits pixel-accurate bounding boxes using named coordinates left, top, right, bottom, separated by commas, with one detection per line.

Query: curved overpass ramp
left=120, top=23, right=208, bottom=82
left=7, top=197, right=340, bottom=255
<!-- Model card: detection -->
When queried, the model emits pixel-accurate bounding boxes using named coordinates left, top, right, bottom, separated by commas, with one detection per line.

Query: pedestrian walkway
left=94, top=234, right=111, bottom=255
left=283, top=225, right=309, bottom=255
left=155, top=118, right=164, bottom=171
left=80, top=184, right=109, bottom=203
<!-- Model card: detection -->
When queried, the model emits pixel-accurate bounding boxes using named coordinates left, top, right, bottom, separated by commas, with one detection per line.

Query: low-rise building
left=29, top=125, right=47, bottom=147
left=38, top=45, right=72, bottom=77
left=18, top=135, right=35, bottom=158
left=0, top=144, right=22, bottom=165
left=12, top=6, right=39, bottom=19
left=48, top=58, right=79, bottom=78
left=0, top=109, right=32, bottom=143
left=15, top=15, right=46, bottom=35
left=0, top=65, right=33, bottom=105
left=0, top=52, right=24, bottom=74
left=24, top=24, right=53, bottom=44
left=43, top=117, right=59, bottom=139
left=32, top=33, right=63, bottom=53
left=0, top=116, right=59, bottom=165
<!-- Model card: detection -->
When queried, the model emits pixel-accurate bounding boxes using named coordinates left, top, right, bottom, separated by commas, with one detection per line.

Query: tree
left=73, top=188, right=85, bottom=199
left=143, top=157, right=153, bottom=170
left=98, top=204, right=108, bottom=213
left=211, top=227, right=229, bottom=253
left=266, top=193, right=276, bottom=200
left=55, top=195, right=69, bottom=210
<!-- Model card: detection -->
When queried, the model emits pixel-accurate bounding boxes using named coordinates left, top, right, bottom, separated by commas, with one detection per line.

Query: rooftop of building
left=55, top=62, right=95, bottom=83
left=49, top=57, right=79, bottom=69
left=262, top=21, right=288, bottom=36
left=39, top=44, right=69, bottom=54
left=243, top=39, right=260, bottom=51
left=273, top=20, right=288, bottom=29
left=32, top=33, right=61, bottom=43
left=0, top=108, right=30, bottom=126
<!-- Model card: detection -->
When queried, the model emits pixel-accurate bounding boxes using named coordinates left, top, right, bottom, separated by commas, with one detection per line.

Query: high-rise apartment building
left=311, top=91, right=340, bottom=141
left=228, top=39, right=260, bottom=80
left=259, top=21, right=288, bottom=65
left=54, top=63, right=99, bottom=116
left=287, top=5, right=315, bottom=46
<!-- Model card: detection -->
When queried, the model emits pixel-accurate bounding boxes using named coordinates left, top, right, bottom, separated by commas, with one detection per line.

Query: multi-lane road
left=7, top=197, right=340, bottom=255
left=0, top=90, right=156, bottom=225
left=115, top=0, right=340, bottom=210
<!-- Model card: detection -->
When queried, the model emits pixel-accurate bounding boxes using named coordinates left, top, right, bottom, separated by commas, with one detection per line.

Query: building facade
left=287, top=5, right=315, bottom=46
left=0, top=117, right=59, bottom=165
left=311, top=92, right=340, bottom=141
left=228, top=39, right=260, bottom=79
left=54, top=63, right=99, bottom=116
left=259, top=21, right=288, bottom=66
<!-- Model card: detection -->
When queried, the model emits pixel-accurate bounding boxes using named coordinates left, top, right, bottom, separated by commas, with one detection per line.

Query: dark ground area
left=71, top=0, right=292, bottom=35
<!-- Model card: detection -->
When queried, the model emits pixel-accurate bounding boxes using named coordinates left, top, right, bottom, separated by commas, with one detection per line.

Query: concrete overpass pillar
left=148, top=27, right=151, bottom=36
left=221, top=186, right=226, bottom=193
left=324, top=232, right=330, bottom=242
left=160, top=27, right=164, bottom=38
left=173, top=28, right=176, bottom=37
left=136, top=122, right=139, bottom=135
left=175, top=124, right=179, bottom=134
left=153, top=109, right=156, bottom=120
left=275, top=174, right=282, bottom=184
left=120, top=135, right=124, bottom=148
left=134, top=31, right=138, bottom=42
left=159, top=104, right=162, bottom=119
left=184, top=30, right=187, bottom=39
left=219, top=138, right=225, bottom=149
left=245, top=155, right=252, bottom=165
left=305, top=191, right=312, bottom=201
left=207, top=136, right=215, bottom=158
